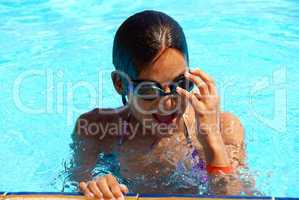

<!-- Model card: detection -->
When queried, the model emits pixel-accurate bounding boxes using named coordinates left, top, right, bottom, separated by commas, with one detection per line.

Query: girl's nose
left=159, top=86, right=176, bottom=112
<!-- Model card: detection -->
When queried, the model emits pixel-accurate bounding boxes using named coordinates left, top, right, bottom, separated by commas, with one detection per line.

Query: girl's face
left=128, top=48, right=189, bottom=134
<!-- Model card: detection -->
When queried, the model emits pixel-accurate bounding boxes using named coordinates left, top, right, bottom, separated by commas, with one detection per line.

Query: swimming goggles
left=129, top=74, right=194, bottom=101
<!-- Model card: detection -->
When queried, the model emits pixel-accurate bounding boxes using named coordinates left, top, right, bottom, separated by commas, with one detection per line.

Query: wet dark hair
left=112, top=10, right=189, bottom=79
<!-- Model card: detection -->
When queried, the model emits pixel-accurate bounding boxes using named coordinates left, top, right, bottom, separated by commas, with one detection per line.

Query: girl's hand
left=79, top=174, right=128, bottom=200
left=176, top=68, right=230, bottom=166
left=179, top=68, right=220, bottom=136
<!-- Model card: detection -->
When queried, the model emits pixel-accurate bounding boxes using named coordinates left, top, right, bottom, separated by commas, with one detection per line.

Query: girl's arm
left=216, top=112, right=258, bottom=195
left=69, top=115, right=101, bottom=182
left=176, top=69, right=251, bottom=195
left=69, top=110, right=128, bottom=200
left=206, top=112, right=245, bottom=195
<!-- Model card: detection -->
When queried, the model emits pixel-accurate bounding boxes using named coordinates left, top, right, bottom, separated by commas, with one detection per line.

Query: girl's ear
left=111, top=71, right=126, bottom=95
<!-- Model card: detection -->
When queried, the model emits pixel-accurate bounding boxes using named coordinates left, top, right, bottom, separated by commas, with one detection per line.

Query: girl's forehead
left=138, top=48, right=188, bottom=83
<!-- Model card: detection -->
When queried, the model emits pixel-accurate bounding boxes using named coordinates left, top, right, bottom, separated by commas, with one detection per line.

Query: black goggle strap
left=122, top=83, right=136, bottom=105
left=122, top=95, right=127, bottom=105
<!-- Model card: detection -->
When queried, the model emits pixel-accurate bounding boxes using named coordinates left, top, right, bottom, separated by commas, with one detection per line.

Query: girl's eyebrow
left=134, top=69, right=187, bottom=83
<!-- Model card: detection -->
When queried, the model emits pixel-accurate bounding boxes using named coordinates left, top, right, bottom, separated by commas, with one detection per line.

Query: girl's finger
left=107, top=174, right=123, bottom=199
left=79, top=182, right=95, bottom=200
left=120, top=184, right=129, bottom=194
left=191, top=91, right=202, bottom=100
left=185, top=72, right=209, bottom=96
left=177, top=87, right=206, bottom=112
left=190, top=94, right=205, bottom=114
left=190, top=68, right=217, bottom=95
left=97, top=177, right=114, bottom=199
left=176, top=86, right=193, bottom=102
left=88, top=181, right=103, bottom=199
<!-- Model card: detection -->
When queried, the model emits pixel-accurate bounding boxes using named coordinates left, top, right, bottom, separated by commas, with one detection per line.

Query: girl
left=71, top=10, right=247, bottom=200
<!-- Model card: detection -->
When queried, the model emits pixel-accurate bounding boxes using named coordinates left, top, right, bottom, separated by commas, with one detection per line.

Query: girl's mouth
left=152, top=112, right=178, bottom=124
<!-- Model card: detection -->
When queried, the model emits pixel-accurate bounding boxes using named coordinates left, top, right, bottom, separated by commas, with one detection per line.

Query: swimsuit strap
left=183, top=118, right=193, bottom=147
left=182, top=108, right=207, bottom=173
left=182, top=104, right=194, bottom=147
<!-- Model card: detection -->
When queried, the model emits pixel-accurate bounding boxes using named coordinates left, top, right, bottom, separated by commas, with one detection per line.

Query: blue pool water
left=0, top=0, right=298, bottom=197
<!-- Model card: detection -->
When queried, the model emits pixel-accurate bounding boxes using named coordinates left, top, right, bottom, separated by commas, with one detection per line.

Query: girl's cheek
left=129, top=98, right=150, bottom=117
left=134, top=98, right=158, bottom=113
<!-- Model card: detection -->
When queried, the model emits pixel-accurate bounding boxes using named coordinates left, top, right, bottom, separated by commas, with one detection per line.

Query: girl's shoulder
left=73, top=107, right=128, bottom=153
left=220, top=112, right=244, bottom=146
left=78, top=107, right=127, bottom=122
